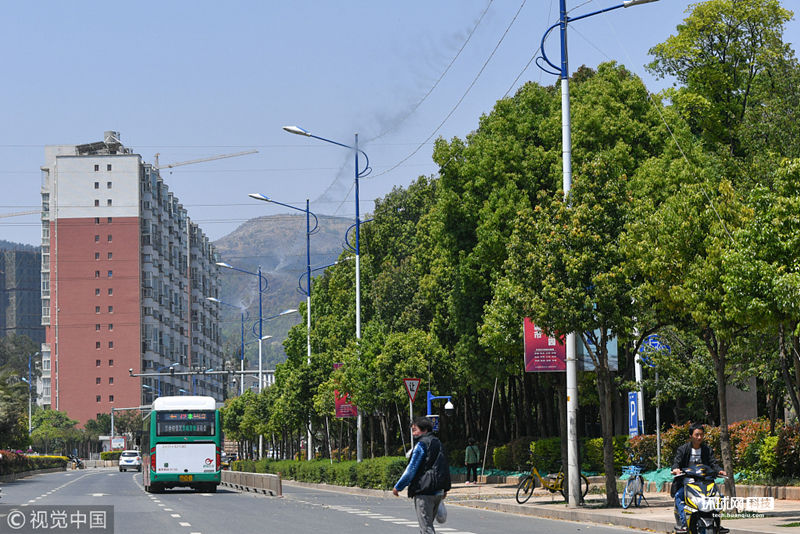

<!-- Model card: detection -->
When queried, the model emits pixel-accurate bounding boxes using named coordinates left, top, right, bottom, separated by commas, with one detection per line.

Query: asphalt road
left=1, top=469, right=635, bottom=534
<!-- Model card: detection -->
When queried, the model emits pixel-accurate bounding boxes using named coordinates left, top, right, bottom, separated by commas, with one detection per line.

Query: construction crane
left=0, top=210, right=40, bottom=219
left=153, top=149, right=258, bottom=170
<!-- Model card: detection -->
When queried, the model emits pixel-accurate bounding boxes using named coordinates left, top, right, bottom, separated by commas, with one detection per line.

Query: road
left=1, top=469, right=634, bottom=534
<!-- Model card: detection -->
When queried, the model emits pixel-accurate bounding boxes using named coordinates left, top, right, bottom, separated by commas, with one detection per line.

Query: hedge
left=100, top=451, right=122, bottom=461
left=233, top=457, right=407, bottom=490
left=0, top=451, right=68, bottom=475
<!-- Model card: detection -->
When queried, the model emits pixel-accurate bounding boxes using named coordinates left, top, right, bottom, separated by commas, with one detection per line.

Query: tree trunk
left=594, top=331, right=620, bottom=507
left=778, top=324, right=800, bottom=421
left=706, top=332, right=736, bottom=497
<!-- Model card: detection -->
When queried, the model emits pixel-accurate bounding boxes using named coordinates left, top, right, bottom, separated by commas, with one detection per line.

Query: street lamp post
left=537, top=0, right=659, bottom=507
left=207, top=297, right=247, bottom=395
left=249, top=193, right=319, bottom=460
left=216, top=262, right=268, bottom=393
left=283, top=125, right=371, bottom=462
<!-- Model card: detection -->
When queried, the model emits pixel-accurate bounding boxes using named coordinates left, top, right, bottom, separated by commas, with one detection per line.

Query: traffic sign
left=403, top=378, right=421, bottom=403
left=628, top=392, right=639, bottom=437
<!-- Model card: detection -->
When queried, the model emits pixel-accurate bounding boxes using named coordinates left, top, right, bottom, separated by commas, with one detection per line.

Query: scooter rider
left=671, top=422, right=728, bottom=533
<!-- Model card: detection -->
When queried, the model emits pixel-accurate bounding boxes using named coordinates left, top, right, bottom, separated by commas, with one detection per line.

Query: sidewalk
left=445, top=481, right=800, bottom=534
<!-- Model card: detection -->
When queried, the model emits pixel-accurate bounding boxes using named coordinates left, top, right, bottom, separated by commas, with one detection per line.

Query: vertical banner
left=523, top=318, right=566, bottom=372
left=628, top=391, right=639, bottom=437
left=333, top=363, right=357, bottom=418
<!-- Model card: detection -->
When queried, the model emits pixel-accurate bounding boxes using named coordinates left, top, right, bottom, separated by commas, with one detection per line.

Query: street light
left=283, top=125, right=372, bottom=462
left=537, top=0, right=659, bottom=507
left=249, top=193, right=319, bottom=460
left=206, top=297, right=247, bottom=395
left=23, top=351, right=39, bottom=435
left=215, top=262, right=268, bottom=394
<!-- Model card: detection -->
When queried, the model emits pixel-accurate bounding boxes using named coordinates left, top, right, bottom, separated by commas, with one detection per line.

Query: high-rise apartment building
left=0, top=250, right=44, bottom=344
left=40, top=132, right=224, bottom=425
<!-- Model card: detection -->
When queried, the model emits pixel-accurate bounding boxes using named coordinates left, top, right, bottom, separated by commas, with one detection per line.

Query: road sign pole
left=409, top=397, right=414, bottom=450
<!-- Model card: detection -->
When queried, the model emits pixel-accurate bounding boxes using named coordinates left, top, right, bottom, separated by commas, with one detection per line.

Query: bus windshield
left=156, top=410, right=216, bottom=437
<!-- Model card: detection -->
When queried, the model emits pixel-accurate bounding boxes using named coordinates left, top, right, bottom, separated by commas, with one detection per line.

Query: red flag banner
left=523, top=317, right=566, bottom=372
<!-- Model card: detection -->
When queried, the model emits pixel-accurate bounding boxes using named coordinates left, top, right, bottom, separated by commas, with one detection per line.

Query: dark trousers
left=466, top=463, right=479, bottom=483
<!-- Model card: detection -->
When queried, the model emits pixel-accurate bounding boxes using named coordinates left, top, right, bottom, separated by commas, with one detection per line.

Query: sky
left=1, top=0, right=798, bottom=247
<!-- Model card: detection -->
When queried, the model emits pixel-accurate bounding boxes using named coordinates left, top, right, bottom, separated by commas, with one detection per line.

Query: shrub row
left=100, top=451, right=123, bottom=461
left=233, top=457, right=408, bottom=490
left=0, top=451, right=68, bottom=475
left=628, top=420, right=800, bottom=479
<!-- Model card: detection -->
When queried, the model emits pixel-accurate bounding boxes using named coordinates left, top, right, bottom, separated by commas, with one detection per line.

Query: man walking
left=393, top=416, right=451, bottom=534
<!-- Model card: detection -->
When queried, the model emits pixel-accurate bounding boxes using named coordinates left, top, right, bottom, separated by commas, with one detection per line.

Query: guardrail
left=221, top=470, right=282, bottom=496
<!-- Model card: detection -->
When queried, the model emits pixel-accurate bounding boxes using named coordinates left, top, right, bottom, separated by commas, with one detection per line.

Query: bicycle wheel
left=559, top=473, right=590, bottom=501
left=515, top=475, right=535, bottom=504
left=621, top=478, right=636, bottom=509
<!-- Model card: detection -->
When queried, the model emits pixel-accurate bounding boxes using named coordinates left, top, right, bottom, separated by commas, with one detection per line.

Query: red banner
left=523, top=318, right=566, bottom=372
left=333, top=363, right=357, bottom=418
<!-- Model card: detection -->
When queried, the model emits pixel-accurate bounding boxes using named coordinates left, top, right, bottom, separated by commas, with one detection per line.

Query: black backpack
left=408, top=434, right=451, bottom=496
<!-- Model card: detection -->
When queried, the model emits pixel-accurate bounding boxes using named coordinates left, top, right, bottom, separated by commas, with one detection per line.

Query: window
left=94, top=200, right=100, bottom=207
left=95, top=324, right=100, bottom=331
left=108, top=341, right=114, bottom=349
left=107, top=234, right=112, bottom=242
left=95, top=306, right=100, bottom=314
left=95, top=252, right=100, bottom=260
left=109, top=377, right=114, bottom=384
left=107, top=164, right=112, bottom=171
left=107, top=252, right=113, bottom=260
left=108, top=288, right=113, bottom=296
left=94, top=217, right=100, bottom=224
left=107, top=270, right=113, bottom=278
left=95, top=270, right=100, bottom=278
left=107, top=181, right=112, bottom=189
left=95, top=288, right=100, bottom=296
left=96, top=377, right=101, bottom=384
left=96, top=395, right=101, bottom=402
left=107, top=217, right=112, bottom=223
left=94, top=181, right=99, bottom=188
left=94, top=165, right=99, bottom=172
left=107, top=199, right=112, bottom=206
left=94, top=235, right=100, bottom=242
left=96, top=360, right=101, bottom=367
left=108, top=359, right=114, bottom=366
left=108, top=305, right=114, bottom=313
left=96, top=342, right=101, bottom=349
left=108, top=323, right=114, bottom=331
left=109, top=395, right=114, bottom=402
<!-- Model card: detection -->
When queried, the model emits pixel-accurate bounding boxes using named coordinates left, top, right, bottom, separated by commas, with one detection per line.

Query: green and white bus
left=142, top=396, right=222, bottom=493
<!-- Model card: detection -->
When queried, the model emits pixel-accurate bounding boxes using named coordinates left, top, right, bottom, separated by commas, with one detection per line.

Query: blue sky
left=1, top=1, right=798, bottom=246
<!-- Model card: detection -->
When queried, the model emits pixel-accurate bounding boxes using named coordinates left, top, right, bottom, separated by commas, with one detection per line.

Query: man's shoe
left=674, top=527, right=687, bottom=534
left=719, top=527, right=730, bottom=534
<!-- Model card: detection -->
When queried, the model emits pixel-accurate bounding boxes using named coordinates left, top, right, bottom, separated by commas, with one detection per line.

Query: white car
left=119, top=450, right=142, bottom=472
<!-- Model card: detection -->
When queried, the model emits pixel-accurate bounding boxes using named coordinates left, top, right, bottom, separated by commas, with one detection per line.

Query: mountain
left=212, top=214, right=353, bottom=370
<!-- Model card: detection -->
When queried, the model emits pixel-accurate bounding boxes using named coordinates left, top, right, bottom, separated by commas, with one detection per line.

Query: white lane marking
left=179, top=522, right=191, bottom=527
left=171, top=514, right=181, bottom=517
left=164, top=508, right=173, bottom=511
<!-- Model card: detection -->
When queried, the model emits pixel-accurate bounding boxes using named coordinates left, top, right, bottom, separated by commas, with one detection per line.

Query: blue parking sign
left=628, top=392, right=639, bottom=437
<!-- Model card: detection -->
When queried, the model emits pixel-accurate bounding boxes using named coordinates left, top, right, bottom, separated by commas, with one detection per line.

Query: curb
left=455, top=499, right=676, bottom=533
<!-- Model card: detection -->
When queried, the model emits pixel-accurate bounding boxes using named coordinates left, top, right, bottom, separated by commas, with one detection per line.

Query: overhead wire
left=367, top=0, right=529, bottom=180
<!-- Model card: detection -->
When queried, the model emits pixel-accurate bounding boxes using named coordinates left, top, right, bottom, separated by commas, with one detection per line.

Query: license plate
left=179, top=475, right=193, bottom=482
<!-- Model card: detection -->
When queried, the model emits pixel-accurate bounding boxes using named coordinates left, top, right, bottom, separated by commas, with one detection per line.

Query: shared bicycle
left=515, top=462, right=589, bottom=504
left=621, top=464, right=648, bottom=509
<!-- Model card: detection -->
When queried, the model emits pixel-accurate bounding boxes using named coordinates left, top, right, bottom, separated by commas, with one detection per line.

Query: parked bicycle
left=621, top=464, right=648, bottom=509
left=515, top=461, right=589, bottom=504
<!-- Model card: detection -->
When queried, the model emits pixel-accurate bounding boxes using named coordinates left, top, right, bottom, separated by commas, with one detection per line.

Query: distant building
left=0, top=250, right=44, bottom=344
left=40, top=131, right=224, bottom=425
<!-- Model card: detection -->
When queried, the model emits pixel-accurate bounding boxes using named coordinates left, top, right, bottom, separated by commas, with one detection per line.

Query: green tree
left=0, top=369, right=29, bottom=450
left=30, top=410, right=79, bottom=455
left=648, top=0, right=793, bottom=155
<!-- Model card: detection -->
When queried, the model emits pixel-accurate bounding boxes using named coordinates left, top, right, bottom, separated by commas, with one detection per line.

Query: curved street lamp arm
left=249, top=194, right=320, bottom=235
left=283, top=126, right=371, bottom=178
left=344, top=218, right=373, bottom=252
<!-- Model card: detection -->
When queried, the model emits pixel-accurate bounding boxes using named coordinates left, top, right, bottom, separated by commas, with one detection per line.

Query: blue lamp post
left=426, top=391, right=454, bottom=418
left=207, top=297, right=247, bottom=394
left=537, top=0, right=659, bottom=506
left=283, top=125, right=371, bottom=462
left=216, top=262, right=268, bottom=393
